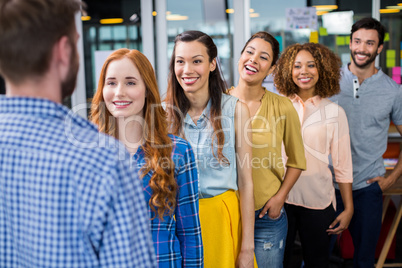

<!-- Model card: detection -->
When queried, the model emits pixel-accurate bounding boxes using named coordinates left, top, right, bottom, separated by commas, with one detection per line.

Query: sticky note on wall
left=387, top=58, right=395, bottom=68
left=387, top=50, right=396, bottom=58
left=319, top=27, right=328, bottom=36
left=392, top=67, right=401, bottom=75
left=386, top=50, right=396, bottom=68
left=336, top=36, right=345, bottom=46
left=309, top=31, right=318, bottom=43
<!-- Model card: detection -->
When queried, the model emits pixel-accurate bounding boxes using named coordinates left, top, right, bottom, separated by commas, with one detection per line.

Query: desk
left=376, top=178, right=402, bottom=268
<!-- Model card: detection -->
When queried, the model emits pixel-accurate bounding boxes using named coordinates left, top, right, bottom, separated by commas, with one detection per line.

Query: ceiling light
left=386, top=5, right=402, bottom=9
left=100, top=18, right=124, bottom=24
left=316, top=10, right=329, bottom=16
left=152, top=11, right=157, bottom=16
left=81, top=16, right=91, bottom=21
left=313, top=5, right=338, bottom=11
left=226, top=9, right=234, bottom=14
left=250, top=13, right=260, bottom=18
left=380, top=9, right=400, bottom=13
left=166, top=14, right=189, bottom=21
left=249, top=9, right=255, bottom=13
left=129, top=13, right=140, bottom=23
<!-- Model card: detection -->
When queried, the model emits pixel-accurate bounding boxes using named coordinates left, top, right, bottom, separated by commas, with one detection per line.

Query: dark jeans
left=335, top=182, right=383, bottom=268
left=284, top=203, right=335, bottom=268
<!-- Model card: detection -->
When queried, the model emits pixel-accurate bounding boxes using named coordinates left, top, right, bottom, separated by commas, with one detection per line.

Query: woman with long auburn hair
left=165, top=31, right=256, bottom=267
left=91, top=48, right=203, bottom=268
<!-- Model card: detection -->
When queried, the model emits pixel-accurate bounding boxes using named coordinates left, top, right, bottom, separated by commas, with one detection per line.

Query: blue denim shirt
left=183, top=94, right=238, bottom=198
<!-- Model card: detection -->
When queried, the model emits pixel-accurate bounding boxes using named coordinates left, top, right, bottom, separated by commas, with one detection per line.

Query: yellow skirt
left=199, top=190, right=258, bottom=267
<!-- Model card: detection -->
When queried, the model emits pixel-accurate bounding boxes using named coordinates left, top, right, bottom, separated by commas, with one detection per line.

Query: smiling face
left=102, top=57, right=146, bottom=119
left=238, top=38, right=274, bottom=85
left=292, top=50, right=319, bottom=96
left=350, top=28, right=383, bottom=69
left=174, top=40, right=216, bottom=96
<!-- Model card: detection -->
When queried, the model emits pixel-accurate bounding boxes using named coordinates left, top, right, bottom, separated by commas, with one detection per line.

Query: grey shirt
left=330, top=64, right=402, bottom=190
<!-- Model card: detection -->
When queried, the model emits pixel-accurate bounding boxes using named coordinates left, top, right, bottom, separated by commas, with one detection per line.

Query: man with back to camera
left=330, top=17, right=402, bottom=267
left=0, top=0, right=156, bottom=267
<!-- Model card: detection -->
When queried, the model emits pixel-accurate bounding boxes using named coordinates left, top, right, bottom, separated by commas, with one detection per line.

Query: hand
left=366, top=176, right=394, bottom=192
left=236, top=249, right=255, bottom=268
left=258, top=195, right=284, bottom=219
left=327, top=209, right=353, bottom=235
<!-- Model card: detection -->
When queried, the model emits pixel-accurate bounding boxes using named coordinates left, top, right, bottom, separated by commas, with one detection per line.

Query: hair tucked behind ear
left=91, top=48, right=177, bottom=220
left=165, top=30, right=229, bottom=165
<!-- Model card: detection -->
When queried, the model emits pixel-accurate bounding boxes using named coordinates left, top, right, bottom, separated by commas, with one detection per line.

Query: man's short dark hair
left=351, top=17, right=386, bottom=46
left=0, top=0, right=82, bottom=84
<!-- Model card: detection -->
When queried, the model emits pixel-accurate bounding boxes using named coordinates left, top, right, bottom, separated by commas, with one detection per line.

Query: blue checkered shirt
left=0, top=96, right=157, bottom=268
left=134, top=135, right=203, bottom=267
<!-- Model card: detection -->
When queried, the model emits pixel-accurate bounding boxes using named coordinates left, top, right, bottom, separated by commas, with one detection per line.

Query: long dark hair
left=165, top=30, right=228, bottom=164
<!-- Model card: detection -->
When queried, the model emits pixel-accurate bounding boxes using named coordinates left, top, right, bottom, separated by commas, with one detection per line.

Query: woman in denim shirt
left=165, top=31, right=256, bottom=267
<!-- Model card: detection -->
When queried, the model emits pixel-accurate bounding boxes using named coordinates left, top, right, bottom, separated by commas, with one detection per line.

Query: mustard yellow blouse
left=251, top=89, right=306, bottom=210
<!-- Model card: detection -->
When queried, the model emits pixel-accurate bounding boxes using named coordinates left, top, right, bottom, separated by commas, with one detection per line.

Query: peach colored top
left=286, top=95, right=353, bottom=210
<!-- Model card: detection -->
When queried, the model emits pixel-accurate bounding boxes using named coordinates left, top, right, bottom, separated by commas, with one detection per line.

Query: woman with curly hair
left=274, top=43, right=354, bottom=268
left=91, top=48, right=203, bottom=268
left=227, top=31, right=306, bottom=268
left=165, top=31, right=256, bottom=267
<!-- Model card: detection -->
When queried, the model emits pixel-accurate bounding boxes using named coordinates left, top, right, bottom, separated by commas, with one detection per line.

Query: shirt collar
left=184, top=98, right=212, bottom=126
left=289, top=94, right=321, bottom=107
left=343, top=63, right=383, bottom=82
left=0, top=96, right=96, bottom=130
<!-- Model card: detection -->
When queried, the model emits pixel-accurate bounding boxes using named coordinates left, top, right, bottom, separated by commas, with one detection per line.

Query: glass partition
left=81, top=0, right=142, bottom=101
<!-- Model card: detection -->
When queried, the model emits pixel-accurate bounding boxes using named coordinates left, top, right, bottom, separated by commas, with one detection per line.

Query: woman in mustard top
left=227, top=31, right=306, bottom=267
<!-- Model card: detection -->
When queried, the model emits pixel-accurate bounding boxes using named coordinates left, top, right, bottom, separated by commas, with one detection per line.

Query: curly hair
left=91, top=48, right=177, bottom=220
left=274, top=43, right=342, bottom=98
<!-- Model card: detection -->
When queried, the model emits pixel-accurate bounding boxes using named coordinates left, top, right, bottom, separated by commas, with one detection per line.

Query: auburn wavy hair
left=165, top=30, right=229, bottom=165
left=91, top=48, right=177, bottom=220
left=274, top=43, right=341, bottom=98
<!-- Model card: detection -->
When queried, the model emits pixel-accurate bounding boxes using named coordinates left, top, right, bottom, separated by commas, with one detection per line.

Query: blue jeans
left=254, top=207, right=287, bottom=268
left=335, top=182, right=383, bottom=268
